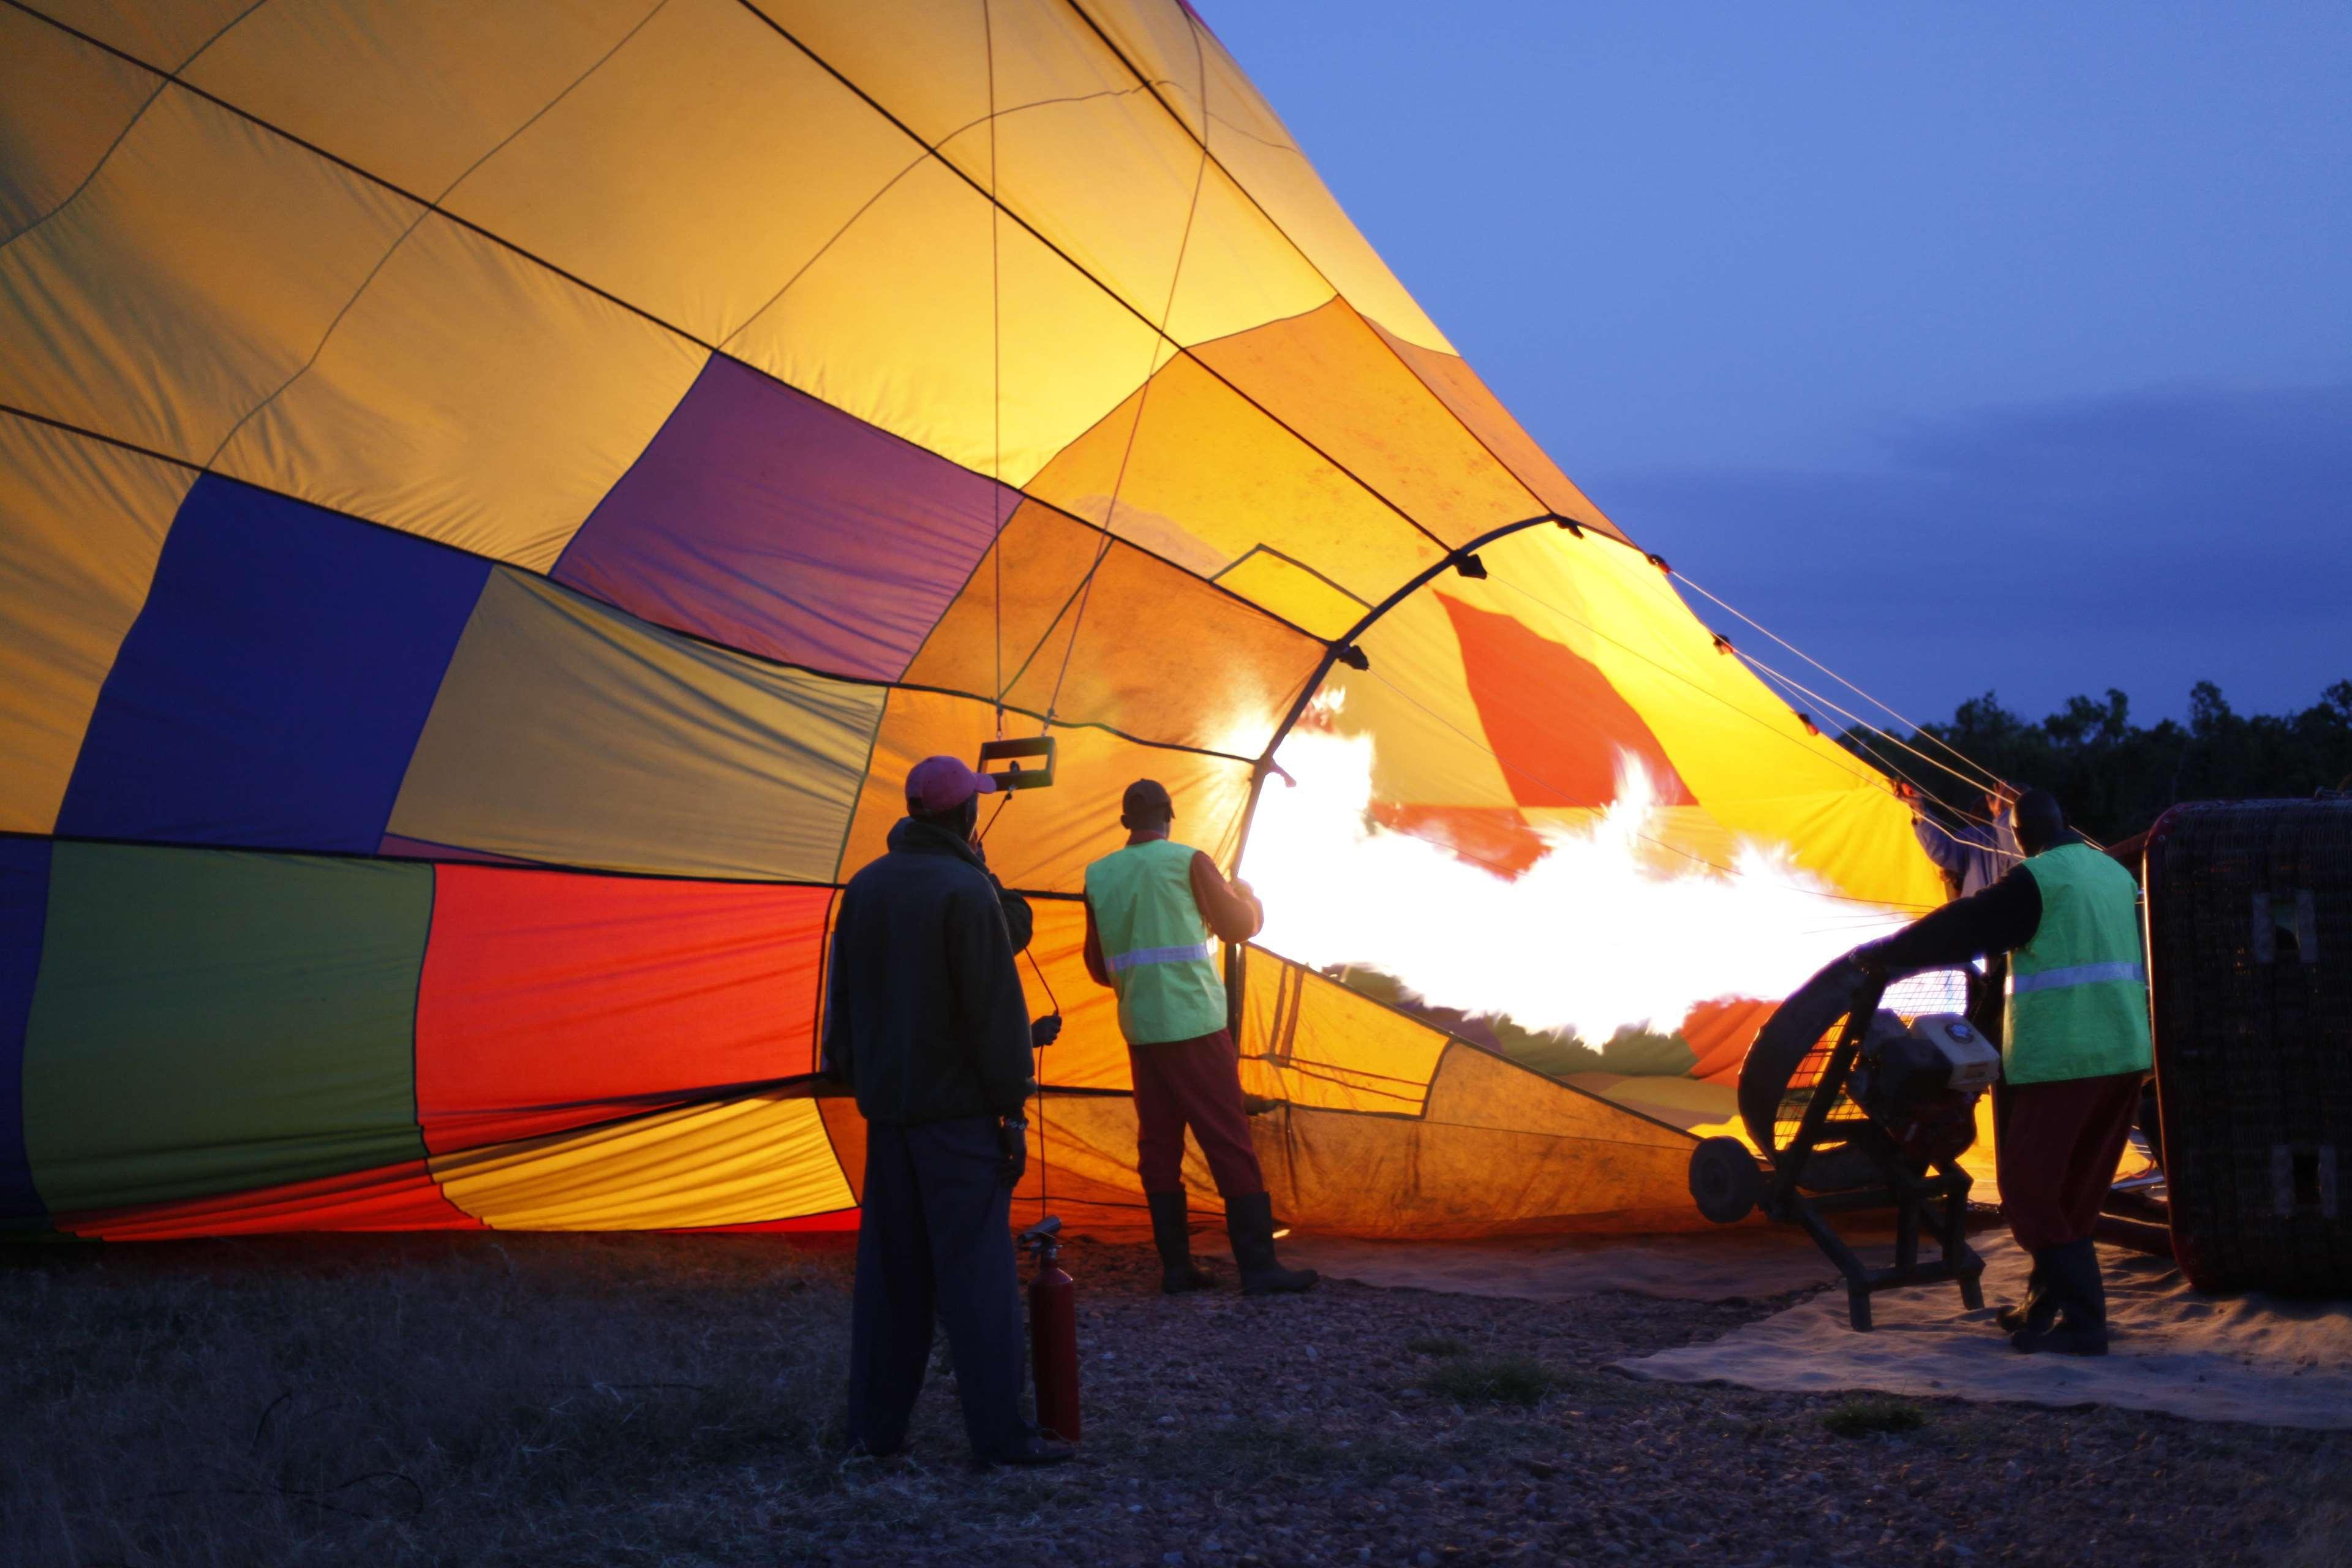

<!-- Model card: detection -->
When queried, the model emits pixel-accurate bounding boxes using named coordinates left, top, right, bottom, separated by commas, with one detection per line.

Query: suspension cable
left=1670, top=570, right=2013, bottom=797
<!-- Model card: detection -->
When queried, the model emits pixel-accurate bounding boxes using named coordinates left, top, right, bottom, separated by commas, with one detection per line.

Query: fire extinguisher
left=1019, top=1215, right=1080, bottom=1442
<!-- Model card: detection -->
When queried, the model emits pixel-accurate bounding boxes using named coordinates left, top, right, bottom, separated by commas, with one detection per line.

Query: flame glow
left=1240, top=726, right=1909, bottom=1042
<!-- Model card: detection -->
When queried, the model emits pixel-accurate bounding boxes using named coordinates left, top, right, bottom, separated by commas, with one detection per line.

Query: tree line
left=1843, top=681, right=2352, bottom=844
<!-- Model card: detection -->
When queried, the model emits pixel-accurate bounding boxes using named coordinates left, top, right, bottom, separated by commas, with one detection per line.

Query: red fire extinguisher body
left=1023, top=1223, right=1081, bottom=1443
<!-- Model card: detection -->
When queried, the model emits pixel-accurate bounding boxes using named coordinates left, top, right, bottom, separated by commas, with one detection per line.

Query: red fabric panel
left=680, top=1207, right=861, bottom=1235
left=1682, top=997, right=1776, bottom=1083
left=1372, top=802, right=1550, bottom=879
left=61, top=1159, right=480, bottom=1239
left=416, top=867, right=834, bottom=1154
left=1436, top=592, right=1695, bottom=809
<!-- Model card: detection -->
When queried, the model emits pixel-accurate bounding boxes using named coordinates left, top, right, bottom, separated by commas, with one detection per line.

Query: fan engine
left=1687, top=951, right=1994, bottom=1330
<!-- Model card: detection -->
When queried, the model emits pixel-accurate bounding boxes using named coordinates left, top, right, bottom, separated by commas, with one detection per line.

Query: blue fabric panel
left=58, top=478, right=491, bottom=852
left=0, top=837, right=51, bottom=1227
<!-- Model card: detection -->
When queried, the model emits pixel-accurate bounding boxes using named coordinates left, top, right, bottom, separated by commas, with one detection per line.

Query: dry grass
left=1818, top=1394, right=1927, bottom=1438
left=1419, top=1354, right=1556, bottom=1409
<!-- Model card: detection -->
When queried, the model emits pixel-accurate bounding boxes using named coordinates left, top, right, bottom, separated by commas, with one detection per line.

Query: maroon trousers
left=1129, top=1028, right=1267, bottom=1198
left=1994, top=1070, right=2145, bottom=1253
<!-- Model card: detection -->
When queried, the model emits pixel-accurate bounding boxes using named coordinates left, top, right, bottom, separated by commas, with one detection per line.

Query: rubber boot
left=2010, top=1238, right=2108, bottom=1356
left=1996, top=1254, right=2058, bottom=1335
left=1146, top=1191, right=1219, bottom=1295
left=1226, top=1191, right=1317, bottom=1296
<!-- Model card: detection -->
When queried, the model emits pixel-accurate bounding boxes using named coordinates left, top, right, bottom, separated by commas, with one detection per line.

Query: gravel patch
left=4, top=1231, right=2344, bottom=1566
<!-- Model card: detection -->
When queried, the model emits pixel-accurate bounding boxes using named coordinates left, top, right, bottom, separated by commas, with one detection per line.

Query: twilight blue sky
left=1207, top=3, right=2351, bottom=725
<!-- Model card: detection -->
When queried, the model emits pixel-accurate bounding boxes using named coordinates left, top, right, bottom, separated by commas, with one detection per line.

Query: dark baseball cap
left=906, top=755, right=999, bottom=814
left=1120, top=778, right=1174, bottom=820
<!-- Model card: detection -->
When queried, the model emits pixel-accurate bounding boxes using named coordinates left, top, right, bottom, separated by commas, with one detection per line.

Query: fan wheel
left=1688, top=1135, right=1765, bottom=1224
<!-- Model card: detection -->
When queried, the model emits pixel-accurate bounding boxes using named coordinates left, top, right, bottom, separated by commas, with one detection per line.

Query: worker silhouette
left=1082, top=779, right=1316, bottom=1295
left=1901, top=782, right=2022, bottom=899
left=823, top=755, right=1070, bottom=1464
left=1859, top=788, right=2152, bottom=1355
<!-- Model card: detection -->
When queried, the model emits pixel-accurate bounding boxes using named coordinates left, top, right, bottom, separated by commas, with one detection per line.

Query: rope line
left=1033, top=21, right=1212, bottom=736
left=1672, top=571, right=2013, bottom=797
left=1724, top=645, right=2009, bottom=831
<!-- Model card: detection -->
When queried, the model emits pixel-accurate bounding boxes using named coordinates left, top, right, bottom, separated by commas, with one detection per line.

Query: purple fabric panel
left=554, top=355, right=1009, bottom=681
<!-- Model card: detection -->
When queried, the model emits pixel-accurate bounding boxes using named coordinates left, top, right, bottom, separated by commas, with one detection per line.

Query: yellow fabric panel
left=1066, top=0, right=1208, bottom=141
left=0, top=83, right=416, bottom=462
left=428, top=1092, right=853, bottom=1229
left=748, top=0, right=995, bottom=165
left=1427, top=1045, right=1693, bottom=1148
left=727, top=154, right=1166, bottom=489
left=1351, top=527, right=1940, bottom=907
left=1017, top=1091, right=1161, bottom=1239
left=906, top=502, right=1322, bottom=758
left=443, top=0, right=917, bottom=345
left=939, top=4, right=1333, bottom=351
left=1210, top=550, right=1366, bottom=642
left=217, top=216, right=703, bottom=572
left=1186, top=18, right=1452, bottom=354
left=388, top=570, right=884, bottom=880
left=24, top=0, right=254, bottom=71
left=1022, top=899, right=1129, bottom=1092
left=1237, top=948, right=1444, bottom=1115
left=1191, top=299, right=1545, bottom=548
left=0, top=415, right=189, bottom=832
left=1565, top=1071, right=1749, bottom=1140
left=1031, top=1, right=1458, bottom=356
left=1468, top=529, right=1946, bottom=909
left=1025, top=350, right=1447, bottom=609
left=0, top=7, right=157, bottom=239
left=836, top=687, right=1254, bottom=894
left=1332, top=589, right=1520, bottom=810
left=1366, top=323, right=1622, bottom=540
left=1256, top=1091, right=1707, bottom=1238
left=902, top=497, right=1095, bottom=696
left=183, top=0, right=654, bottom=199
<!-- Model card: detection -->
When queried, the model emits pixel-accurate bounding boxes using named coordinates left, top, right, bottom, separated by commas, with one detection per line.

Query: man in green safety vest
left=1082, top=779, right=1317, bottom=1297
left=1859, top=788, right=2152, bottom=1355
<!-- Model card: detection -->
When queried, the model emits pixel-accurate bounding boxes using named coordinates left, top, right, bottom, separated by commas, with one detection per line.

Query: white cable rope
left=1722, top=644, right=2007, bottom=830
left=1670, top=570, right=2014, bottom=798
left=1729, top=643, right=2106, bottom=853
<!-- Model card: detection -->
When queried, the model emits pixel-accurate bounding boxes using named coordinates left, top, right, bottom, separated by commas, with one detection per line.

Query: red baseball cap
left=905, top=754, right=1000, bottom=814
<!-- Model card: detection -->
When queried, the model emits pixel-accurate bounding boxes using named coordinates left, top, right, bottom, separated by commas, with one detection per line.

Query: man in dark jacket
left=824, top=755, right=1068, bottom=1465
left=1858, top=788, right=2151, bottom=1356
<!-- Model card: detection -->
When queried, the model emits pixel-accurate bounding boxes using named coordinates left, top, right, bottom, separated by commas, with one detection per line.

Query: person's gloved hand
left=1849, top=938, right=1893, bottom=979
left=1030, top=1014, right=1063, bottom=1049
left=997, top=1115, right=1029, bottom=1187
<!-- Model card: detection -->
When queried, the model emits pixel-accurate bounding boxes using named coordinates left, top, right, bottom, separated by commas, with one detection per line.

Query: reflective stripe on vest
left=2009, top=959, right=2146, bottom=995
left=1110, top=940, right=1216, bottom=973
left=1084, top=838, right=1227, bottom=1045
left=2003, top=842, right=2153, bottom=1085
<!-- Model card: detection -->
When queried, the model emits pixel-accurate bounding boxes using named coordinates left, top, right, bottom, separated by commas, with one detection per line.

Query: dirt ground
left=3, top=1229, right=2345, bottom=1567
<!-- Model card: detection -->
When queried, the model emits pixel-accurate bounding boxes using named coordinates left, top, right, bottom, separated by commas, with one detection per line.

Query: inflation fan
left=1689, top=954, right=1995, bottom=1330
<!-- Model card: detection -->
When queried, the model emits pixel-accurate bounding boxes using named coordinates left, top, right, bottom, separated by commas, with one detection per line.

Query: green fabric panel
left=385, top=569, right=886, bottom=881
left=23, top=842, right=430, bottom=1212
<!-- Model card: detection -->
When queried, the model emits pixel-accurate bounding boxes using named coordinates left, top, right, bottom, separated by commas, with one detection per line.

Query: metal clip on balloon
left=1017, top=1216, right=1080, bottom=1442
left=1686, top=948, right=1996, bottom=1330
left=978, top=736, right=1057, bottom=791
